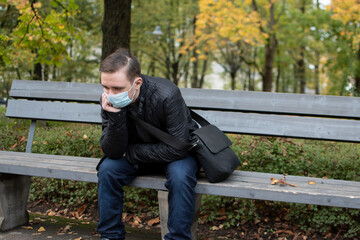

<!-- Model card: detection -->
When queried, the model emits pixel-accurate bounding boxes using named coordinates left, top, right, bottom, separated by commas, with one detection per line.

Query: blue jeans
left=97, top=155, right=199, bottom=240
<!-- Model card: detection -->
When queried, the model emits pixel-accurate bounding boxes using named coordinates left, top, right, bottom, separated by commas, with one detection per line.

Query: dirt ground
left=26, top=201, right=355, bottom=240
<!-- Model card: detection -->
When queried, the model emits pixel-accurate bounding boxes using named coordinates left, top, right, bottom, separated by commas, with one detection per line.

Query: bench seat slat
left=229, top=171, right=360, bottom=188
left=0, top=151, right=99, bottom=165
left=10, top=80, right=360, bottom=119
left=1, top=151, right=360, bottom=209
left=6, top=100, right=360, bottom=142
left=3, top=152, right=360, bottom=191
left=3, top=155, right=360, bottom=194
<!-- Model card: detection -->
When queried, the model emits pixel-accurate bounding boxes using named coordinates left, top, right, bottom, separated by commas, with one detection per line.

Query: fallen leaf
left=77, top=204, right=87, bottom=216
left=133, top=216, right=142, bottom=224
left=64, top=225, right=71, bottom=231
left=147, top=217, right=160, bottom=226
left=47, top=210, right=56, bottom=216
left=215, top=216, right=227, bottom=220
left=22, top=226, right=33, bottom=230
left=38, top=226, right=46, bottom=232
left=10, top=143, right=17, bottom=150
left=308, top=181, right=316, bottom=185
left=219, top=208, right=226, bottom=215
left=211, top=226, right=219, bottom=231
left=273, top=229, right=295, bottom=236
left=75, top=238, right=83, bottom=240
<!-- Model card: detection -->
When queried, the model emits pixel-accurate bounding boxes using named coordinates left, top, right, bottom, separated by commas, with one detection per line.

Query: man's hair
left=99, top=48, right=141, bottom=82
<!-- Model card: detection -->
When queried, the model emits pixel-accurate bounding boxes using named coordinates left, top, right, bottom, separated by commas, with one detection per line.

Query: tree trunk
left=263, top=33, right=276, bottom=92
left=52, top=66, right=57, bottom=80
left=172, top=60, right=180, bottom=86
left=191, top=47, right=199, bottom=88
left=298, top=49, right=306, bottom=93
left=33, top=63, right=42, bottom=80
left=276, top=62, right=281, bottom=92
left=230, top=70, right=236, bottom=90
left=355, top=46, right=360, bottom=96
left=315, top=52, right=320, bottom=94
left=199, top=57, right=208, bottom=89
left=262, top=1, right=276, bottom=92
left=293, top=64, right=298, bottom=93
left=315, top=0, right=320, bottom=94
left=101, top=0, right=131, bottom=61
left=44, top=64, right=49, bottom=81
left=299, top=2, right=306, bottom=94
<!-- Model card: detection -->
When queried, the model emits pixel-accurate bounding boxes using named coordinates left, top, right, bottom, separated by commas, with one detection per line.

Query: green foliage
left=0, top=106, right=30, bottom=152
left=123, top=187, right=159, bottom=216
left=202, top=134, right=360, bottom=237
left=0, top=0, right=101, bottom=85
left=29, top=178, right=98, bottom=207
left=286, top=204, right=360, bottom=238
left=30, top=123, right=103, bottom=158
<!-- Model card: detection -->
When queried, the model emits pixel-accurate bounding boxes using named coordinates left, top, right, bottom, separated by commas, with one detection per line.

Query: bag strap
left=129, top=109, right=210, bottom=151
left=129, top=115, right=193, bottom=151
left=189, top=109, right=210, bottom=127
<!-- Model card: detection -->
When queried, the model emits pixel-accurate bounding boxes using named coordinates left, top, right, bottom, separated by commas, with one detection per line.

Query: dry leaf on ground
left=38, top=226, right=46, bottom=232
left=147, top=217, right=160, bottom=226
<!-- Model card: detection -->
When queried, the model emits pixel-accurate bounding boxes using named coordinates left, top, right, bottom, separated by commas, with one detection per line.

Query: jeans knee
left=97, top=157, right=137, bottom=188
left=166, top=168, right=197, bottom=191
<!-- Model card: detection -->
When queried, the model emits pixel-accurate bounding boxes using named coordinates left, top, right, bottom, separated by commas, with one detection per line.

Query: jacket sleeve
left=100, top=107, right=129, bottom=159
left=126, top=88, right=191, bottom=164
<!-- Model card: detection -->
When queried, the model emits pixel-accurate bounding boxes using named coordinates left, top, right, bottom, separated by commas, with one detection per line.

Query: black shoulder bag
left=129, top=110, right=240, bottom=183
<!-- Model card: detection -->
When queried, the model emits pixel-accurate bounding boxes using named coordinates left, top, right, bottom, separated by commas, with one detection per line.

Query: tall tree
left=327, top=0, right=360, bottom=95
left=193, top=0, right=264, bottom=90
left=131, top=0, right=199, bottom=86
left=0, top=0, right=79, bottom=81
left=101, top=0, right=131, bottom=60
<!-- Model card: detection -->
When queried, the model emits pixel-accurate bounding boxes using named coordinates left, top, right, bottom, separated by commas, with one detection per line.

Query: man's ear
left=135, top=77, right=143, bottom=89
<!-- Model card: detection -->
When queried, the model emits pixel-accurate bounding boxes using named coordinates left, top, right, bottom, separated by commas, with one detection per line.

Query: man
left=97, top=48, right=199, bottom=240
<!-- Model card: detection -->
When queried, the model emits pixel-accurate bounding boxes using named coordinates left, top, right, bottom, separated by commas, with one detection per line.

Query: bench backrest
left=6, top=80, right=360, bottom=145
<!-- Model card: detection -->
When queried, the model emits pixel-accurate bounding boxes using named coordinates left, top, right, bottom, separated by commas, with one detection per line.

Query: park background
left=1, top=0, right=360, bottom=239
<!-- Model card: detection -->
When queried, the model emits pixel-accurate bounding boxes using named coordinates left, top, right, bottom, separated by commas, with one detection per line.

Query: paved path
left=0, top=214, right=161, bottom=240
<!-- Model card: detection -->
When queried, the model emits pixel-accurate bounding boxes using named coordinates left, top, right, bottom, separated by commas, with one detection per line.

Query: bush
left=205, top=135, right=360, bottom=237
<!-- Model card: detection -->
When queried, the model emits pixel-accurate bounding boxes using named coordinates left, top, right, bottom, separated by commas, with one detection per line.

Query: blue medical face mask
left=105, top=81, right=137, bottom=109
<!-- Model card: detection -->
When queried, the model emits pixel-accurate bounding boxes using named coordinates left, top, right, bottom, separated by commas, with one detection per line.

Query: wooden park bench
left=1, top=79, right=360, bottom=239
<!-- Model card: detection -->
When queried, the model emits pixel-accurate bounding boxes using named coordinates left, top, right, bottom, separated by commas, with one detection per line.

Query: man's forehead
left=100, top=71, right=130, bottom=86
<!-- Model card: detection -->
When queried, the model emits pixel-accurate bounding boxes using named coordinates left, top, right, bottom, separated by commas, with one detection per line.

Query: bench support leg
left=158, top=190, right=202, bottom=240
left=0, top=174, right=30, bottom=231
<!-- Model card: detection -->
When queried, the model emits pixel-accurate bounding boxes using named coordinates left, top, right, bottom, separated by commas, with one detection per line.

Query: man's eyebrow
left=101, top=84, right=125, bottom=89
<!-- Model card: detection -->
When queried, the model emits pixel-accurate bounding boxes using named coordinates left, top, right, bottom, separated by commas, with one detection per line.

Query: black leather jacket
left=98, top=74, right=198, bottom=168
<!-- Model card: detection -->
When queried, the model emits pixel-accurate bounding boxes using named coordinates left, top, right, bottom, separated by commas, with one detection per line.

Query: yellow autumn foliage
left=330, top=0, right=360, bottom=47
left=196, top=0, right=266, bottom=51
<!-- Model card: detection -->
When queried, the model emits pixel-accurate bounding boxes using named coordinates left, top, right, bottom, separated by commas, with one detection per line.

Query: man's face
left=101, top=69, right=133, bottom=95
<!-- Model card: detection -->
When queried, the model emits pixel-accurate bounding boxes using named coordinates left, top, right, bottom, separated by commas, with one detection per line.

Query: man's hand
left=101, top=92, right=121, bottom=113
